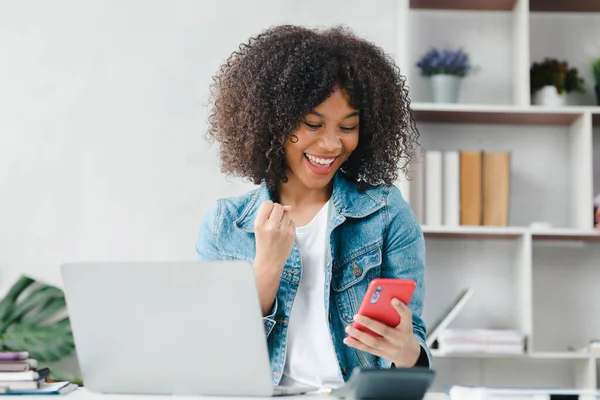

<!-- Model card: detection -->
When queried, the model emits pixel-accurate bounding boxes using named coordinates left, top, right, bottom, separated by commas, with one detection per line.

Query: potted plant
left=530, top=58, right=585, bottom=106
left=0, top=275, right=81, bottom=384
left=416, top=48, right=473, bottom=103
left=593, top=57, right=600, bottom=106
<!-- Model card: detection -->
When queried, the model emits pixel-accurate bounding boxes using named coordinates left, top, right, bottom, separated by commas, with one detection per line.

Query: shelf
left=409, top=0, right=517, bottom=11
left=399, top=2, right=600, bottom=391
left=530, top=0, right=600, bottom=12
left=411, top=103, right=599, bottom=125
left=408, top=1, right=600, bottom=16
left=431, top=350, right=525, bottom=358
left=422, top=225, right=525, bottom=239
left=532, top=229, right=600, bottom=242
left=529, top=352, right=595, bottom=360
left=422, top=226, right=600, bottom=241
left=431, top=350, right=594, bottom=359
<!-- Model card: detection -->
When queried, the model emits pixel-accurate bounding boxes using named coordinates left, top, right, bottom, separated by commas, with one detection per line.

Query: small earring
left=289, top=135, right=299, bottom=143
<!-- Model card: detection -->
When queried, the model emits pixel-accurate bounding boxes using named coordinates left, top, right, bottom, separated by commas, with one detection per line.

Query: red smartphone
left=352, top=278, right=416, bottom=337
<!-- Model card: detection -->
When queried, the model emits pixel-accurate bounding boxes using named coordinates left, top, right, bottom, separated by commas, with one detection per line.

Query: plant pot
left=595, top=84, right=600, bottom=106
left=430, top=74, right=462, bottom=103
left=532, top=85, right=566, bottom=106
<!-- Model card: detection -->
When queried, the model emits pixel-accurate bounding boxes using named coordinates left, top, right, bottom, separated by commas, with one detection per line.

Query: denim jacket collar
left=233, top=173, right=386, bottom=232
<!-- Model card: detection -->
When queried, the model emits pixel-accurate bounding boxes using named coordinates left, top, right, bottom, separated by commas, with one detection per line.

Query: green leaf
left=1, top=322, right=74, bottom=362
left=0, top=276, right=75, bottom=363
left=0, top=285, right=63, bottom=331
left=0, top=276, right=35, bottom=322
left=21, top=297, right=67, bottom=328
left=593, top=58, right=600, bottom=84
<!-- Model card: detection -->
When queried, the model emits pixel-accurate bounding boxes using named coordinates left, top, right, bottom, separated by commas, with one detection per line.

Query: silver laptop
left=61, top=261, right=313, bottom=397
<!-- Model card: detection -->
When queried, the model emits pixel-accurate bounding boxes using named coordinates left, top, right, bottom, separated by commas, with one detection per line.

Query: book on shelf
left=437, top=329, right=525, bottom=355
left=406, top=149, right=512, bottom=228
left=460, top=151, right=483, bottom=226
left=425, top=150, right=443, bottom=226
left=396, top=153, right=426, bottom=224
left=443, top=151, right=460, bottom=227
left=483, top=152, right=511, bottom=226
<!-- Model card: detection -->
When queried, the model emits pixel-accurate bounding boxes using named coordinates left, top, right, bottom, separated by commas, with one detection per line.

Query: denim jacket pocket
left=331, top=246, right=382, bottom=325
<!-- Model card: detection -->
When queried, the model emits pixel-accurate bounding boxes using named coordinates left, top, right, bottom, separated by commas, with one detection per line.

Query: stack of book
left=399, top=150, right=511, bottom=227
left=436, top=329, right=525, bottom=355
left=425, top=289, right=527, bottom=356
left=0, top=351, right=77, bottom=395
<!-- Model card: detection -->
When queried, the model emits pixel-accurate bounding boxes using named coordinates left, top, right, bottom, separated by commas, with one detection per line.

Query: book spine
left=443, top=151, right=460, bottom=226
left=407, top=155, right=426, bottom=224
left=483, top=152, right=511, bottom=226
left=425, top=151, right=443, bottom=226
left=0, top=353, right=28, bottom=362
left=460, top=151, right=483, bottom=225
left=0, top=370, right=38, bottom=381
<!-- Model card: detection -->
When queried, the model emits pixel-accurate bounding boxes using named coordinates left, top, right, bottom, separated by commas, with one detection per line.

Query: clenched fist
left=253, top=201, right=296, bottom=315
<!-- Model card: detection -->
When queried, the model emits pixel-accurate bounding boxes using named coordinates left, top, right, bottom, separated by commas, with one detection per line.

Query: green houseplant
left=0, top=275, right=80, bottom=384
left=530, top=58, right=585, bottom=106
left=592, top=57, right=600, bottom=105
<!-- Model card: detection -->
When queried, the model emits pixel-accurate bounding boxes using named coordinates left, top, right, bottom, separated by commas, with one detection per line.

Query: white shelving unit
left=393, top=0, right=600, bottom=391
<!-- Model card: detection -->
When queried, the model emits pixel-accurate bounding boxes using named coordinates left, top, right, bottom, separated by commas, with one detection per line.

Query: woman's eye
left=303, top=121, right=322, bottom=130
left=340, top=126, right=357, bottom=132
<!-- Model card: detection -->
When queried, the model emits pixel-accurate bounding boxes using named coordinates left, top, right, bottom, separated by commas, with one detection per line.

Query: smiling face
left=284, top=88, right=360, bottom=192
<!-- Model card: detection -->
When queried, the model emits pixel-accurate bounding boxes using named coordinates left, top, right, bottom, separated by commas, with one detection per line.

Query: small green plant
left=530, top=58, right=585, bottom=95
left=592, top=57, right=600, bottom=85
left=0, top=275, right=80, bottom=384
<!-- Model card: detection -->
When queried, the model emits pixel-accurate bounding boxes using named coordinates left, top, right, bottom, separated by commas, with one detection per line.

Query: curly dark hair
left=207, top=24, right=419, bottom=193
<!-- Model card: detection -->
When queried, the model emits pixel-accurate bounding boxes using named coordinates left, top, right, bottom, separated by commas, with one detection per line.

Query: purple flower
left=416, top=48, right=472, bottom=77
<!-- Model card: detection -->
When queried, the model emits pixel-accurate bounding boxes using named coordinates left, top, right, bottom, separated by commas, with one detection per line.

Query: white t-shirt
left=280, top=200, right=345, bottom=389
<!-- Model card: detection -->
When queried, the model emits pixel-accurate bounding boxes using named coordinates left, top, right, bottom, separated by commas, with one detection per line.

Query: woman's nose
left=320, top=129, right=342, bottom=151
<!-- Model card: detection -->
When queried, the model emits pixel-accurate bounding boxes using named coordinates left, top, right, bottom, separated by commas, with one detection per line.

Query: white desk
left=9, top=388, right=449, bottom=400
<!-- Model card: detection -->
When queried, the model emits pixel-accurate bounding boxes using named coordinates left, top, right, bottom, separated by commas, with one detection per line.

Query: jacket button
left=329, top=313, right=332, bottom=321
left=342, top=367, right=348, bottom=377
left=352, top=262, right=362, bottom=277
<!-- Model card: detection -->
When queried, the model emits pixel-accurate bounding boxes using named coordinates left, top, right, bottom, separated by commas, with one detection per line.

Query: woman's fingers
left=269, top=203, right=285, bottom=222
left=255, top=200, right=274, bottom=225
left=281, top=208, right=292, bottom=227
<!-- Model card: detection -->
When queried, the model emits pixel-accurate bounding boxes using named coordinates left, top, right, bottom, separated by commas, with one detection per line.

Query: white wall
left=0, top=0, right=399, bottom=294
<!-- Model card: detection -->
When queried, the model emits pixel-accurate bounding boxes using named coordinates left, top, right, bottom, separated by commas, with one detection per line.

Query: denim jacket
left=195, top=173, right=432, bottom=385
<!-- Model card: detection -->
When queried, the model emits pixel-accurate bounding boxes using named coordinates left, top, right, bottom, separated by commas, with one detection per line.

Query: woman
left=196, top=24, right=431, bottom=389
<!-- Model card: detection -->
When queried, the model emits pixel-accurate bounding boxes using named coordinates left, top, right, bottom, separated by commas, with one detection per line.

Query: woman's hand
left=254, top=200, right=296, bottom=272
left=343, top=298, right=421, bottom=368
left=253, top=200, right=296, bottom=315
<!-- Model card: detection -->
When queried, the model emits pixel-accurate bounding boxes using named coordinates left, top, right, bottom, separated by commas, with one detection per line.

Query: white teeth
left=306, top=154, right=335, bottom=166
